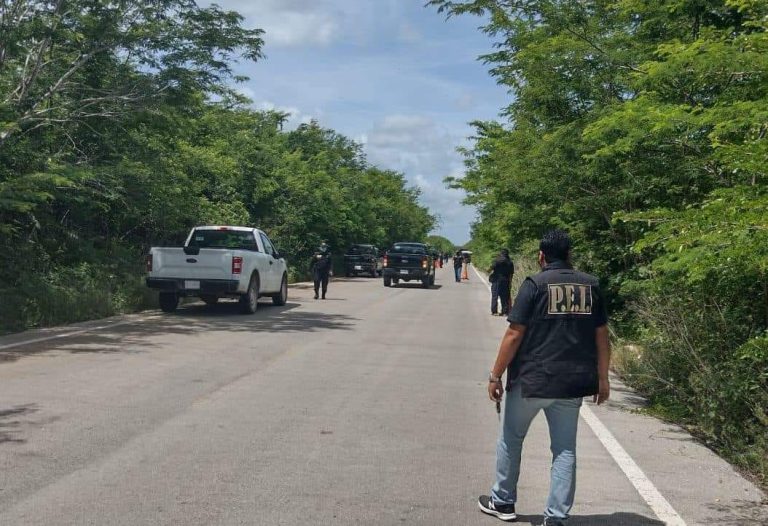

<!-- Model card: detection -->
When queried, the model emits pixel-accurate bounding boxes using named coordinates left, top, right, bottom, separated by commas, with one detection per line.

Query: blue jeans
left=454, top=266, right=462, bottom=282
left=491, top=384, right=582, bottom=521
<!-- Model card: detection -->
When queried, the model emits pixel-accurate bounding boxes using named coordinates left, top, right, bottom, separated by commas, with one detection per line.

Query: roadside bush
left=0, top=262, right=153, bottom=335
left=615, top=186, right=768, bottom=485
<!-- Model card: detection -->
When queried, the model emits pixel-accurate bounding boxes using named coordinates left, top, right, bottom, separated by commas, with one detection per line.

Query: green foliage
left=0, top=3, right=434, bottom=333
left=430, top=0, right=768, bottom=484
left=425, top=235, right=456, bottom=254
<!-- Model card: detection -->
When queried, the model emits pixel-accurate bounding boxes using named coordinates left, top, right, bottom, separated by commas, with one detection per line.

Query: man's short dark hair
left=540, top=229, right=571, bottom=263
left=500, top=248, right=510, bottom=257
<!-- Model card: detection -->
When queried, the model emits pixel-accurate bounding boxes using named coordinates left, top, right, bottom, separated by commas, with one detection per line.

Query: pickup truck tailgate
left=389, top=253, right=425, bottom=268
left=150, top=248, right=234, bottom=280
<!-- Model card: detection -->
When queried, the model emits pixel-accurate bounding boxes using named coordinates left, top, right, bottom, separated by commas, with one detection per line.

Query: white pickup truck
left=146, top=226, right=288, bottom=314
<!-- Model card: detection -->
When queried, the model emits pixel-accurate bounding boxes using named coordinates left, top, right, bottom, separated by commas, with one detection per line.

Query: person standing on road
left=462, top=251, right=471, bottom=280
left=453, top=250, right=464, bottom=283
left=310, top=242, right=332, bottom=300
left=478, top=229, right=611, bottom=525
left=489, top=249, right=514, bottom=316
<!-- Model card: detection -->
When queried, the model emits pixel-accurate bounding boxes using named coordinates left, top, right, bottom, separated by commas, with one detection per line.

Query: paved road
left=0, top=266, right=765, bottom=525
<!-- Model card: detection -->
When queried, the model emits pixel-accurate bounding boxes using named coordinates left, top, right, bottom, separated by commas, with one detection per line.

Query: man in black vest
left=478, top=230, right=611, bottom=525
left=489, top=249, right=514, bottom=316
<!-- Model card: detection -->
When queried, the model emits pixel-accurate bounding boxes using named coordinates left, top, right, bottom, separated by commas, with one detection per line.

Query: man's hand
left=593, top=377, right=610, bottom=405
left=488, top=380, right=504, bottom=402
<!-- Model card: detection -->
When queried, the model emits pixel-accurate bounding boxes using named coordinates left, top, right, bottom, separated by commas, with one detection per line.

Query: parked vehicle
left=146, top=226, right=288, bottom=314
left=382, top=242, right=435, bottom=288
left=344, top=244, right=381, bottom=277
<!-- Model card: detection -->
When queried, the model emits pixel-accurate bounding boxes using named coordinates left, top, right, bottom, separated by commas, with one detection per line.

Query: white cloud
left=211, top=0, right=343, bottom=48
left=255, top=100, right=316, bottom=129
left=365, top=114, right=474, bottom=243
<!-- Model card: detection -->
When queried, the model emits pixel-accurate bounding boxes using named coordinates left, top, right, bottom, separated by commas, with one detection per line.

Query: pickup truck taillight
left=421, top=257, right=428, bottom=269
left=146, top=254, right=153, bottom=273
left=383, top=255, right=388, bottom=267
left=232, top=256, right=243, bottom=274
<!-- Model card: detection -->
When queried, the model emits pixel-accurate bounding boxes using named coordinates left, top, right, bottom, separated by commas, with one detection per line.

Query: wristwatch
left=488, top=372, right=502, bottom=383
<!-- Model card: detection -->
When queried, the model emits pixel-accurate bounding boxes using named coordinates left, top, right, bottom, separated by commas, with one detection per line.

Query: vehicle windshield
left=348, top=245, right=374, bottom=254
left=390, top=243, right=426, bottom=255
left=187, top=229, right=257, bottom=250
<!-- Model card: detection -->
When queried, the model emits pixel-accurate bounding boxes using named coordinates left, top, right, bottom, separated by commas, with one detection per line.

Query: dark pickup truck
left=344, top=244, right=381, bottom=277
left=382, top=242, right=435, bottom=288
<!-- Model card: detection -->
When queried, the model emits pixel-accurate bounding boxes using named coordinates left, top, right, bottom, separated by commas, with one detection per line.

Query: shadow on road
left=390, top=284, right=443, bottom=290
left=0, top=404, right=38, bottom=444
left=514, top=512, right=663, bottom=525
left=0, top=301, right=358, bottom=364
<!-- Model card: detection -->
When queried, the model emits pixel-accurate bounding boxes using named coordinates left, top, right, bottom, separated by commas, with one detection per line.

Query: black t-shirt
left=489, top=257, right=514, bottom=283
left=311, top=252, right=332, bottom=273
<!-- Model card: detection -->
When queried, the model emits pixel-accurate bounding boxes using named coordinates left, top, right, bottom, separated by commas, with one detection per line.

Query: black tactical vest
left=508, top=261, right=602, bottom=399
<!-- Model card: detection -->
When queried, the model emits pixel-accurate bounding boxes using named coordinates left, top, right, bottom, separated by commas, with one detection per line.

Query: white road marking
left=473, top=263, right=687, bottom=525
left=0, top=316, right=158, bottom=351
left=580, top=405, right=686, bottom=525
left=471, top=265, right=490, bottom=290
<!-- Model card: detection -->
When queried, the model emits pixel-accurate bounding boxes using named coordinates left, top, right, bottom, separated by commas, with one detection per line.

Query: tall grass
left=0, top=263, right=155, bottom=334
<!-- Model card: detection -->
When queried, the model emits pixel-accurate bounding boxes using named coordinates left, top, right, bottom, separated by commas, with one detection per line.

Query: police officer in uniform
left=310, top=242, right=332, bottom=300
left=478, top=230, right=611, bottom=525
left=489, top=248, right=514, bottom=316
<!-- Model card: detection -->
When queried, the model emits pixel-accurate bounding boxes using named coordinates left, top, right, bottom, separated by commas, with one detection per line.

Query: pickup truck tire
left=201, top=295, right=219, bottom=305
left=383, top=276, right=392, bottom=287
left=272, top=275, right=288, bottom=306
left=239, top=275, right=259, bottom=314
left=421, top=278, right=430, bottom=289
left=430, top=275, right=436, bottom=286
left=159, top=292, right=179, bottom=313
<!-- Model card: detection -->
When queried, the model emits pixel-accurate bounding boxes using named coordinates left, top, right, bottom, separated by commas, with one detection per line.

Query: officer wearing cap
left=310, top=242, right=332, bottom=300
left=478, top=229, right=611, bottom=525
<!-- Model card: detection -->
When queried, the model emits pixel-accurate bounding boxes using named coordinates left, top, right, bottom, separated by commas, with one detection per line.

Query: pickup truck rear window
left=188, top=230, right=259, bottom=251
left=390, top=244, right=426, bottom=255
left=348, top=245, right=374, bottom=254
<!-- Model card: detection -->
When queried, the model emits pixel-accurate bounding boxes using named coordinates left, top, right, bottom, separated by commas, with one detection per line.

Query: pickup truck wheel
left=239, top=275, right=259, bottom=314
left=383, top=276, right=391, bottom=287
left=201, top=295, right=218, bottom=305
left=159, top=292, right=179, bottom=313
left=421, top=278, right=430, bottom=289
left=430, top=275, right=435, bottom=286
left=272, top=275, right=288, bottom=306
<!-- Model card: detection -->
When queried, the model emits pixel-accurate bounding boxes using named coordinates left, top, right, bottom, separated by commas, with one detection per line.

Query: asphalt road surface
left=1, top=266, right=766, bottom=525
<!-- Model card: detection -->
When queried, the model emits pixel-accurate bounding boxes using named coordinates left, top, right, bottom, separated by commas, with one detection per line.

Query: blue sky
left=210, top=0, right=509, bottom=244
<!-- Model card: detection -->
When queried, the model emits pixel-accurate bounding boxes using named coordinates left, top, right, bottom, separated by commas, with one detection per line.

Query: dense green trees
left=425, top=235, right=456, bottom=254
left=430, top=0, right=767, bottom=483
left=0, top=1, right=434, bottom=332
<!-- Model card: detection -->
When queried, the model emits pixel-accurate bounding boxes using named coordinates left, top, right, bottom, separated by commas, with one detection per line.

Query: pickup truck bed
left=146, top=226, right=288, bottom=314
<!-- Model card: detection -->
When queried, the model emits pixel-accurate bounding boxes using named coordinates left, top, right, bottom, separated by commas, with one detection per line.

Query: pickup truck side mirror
left=273, top=251, right=282, bottom=260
